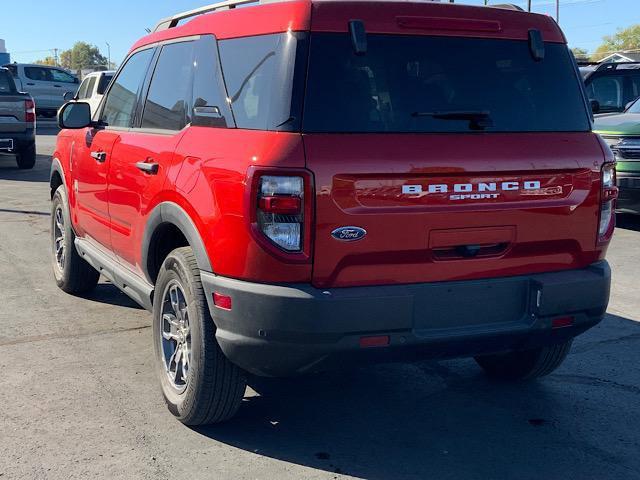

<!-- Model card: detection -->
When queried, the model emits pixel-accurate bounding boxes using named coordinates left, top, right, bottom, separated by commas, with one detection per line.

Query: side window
left=85, top=77, right=97, bottom=98
left=25, top=67, right=51, bottom=82
left=4, top=65, right=17, bottom=77
left=191, top=36, right=233, bottom=128
left=101, top=49, right=154, bottom=128
left=77, top=77, right=91, bottom=99
left=141, top=41, right=193, bottom=131
left=51, top=69, right=77, bottom=84
left=97, top=74, right=113, bottom=95
left=218, top=33, right=303, bottom=130
left=587, top=75, right=624, bottom=112
left=630, top=74, right=640, bottom=103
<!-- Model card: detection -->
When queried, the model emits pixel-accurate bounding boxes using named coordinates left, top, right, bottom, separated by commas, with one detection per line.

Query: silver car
left=2, top=63, right=79, bottom=117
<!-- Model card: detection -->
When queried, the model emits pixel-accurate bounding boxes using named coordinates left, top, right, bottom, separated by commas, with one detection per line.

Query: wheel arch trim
left=142, top=202, right=213, bottom=284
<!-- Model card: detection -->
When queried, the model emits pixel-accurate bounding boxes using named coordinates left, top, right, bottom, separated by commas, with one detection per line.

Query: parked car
left=583, top=62, right=640, bottom=114
left=2, top=63, right=79, bottom=117
left=594, top=97, right=640, bottom=214
left=65, top=70, right=115, bottom=116
left=51, top=0, right=613, bottom=425
left=0, top=67, right=36, bottom=169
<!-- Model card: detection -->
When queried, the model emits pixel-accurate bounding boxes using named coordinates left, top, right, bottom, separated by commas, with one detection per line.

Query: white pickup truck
left=64, top=70, right=115, bottom=117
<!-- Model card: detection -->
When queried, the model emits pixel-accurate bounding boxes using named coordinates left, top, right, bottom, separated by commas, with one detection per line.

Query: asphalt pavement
left=0, top=125, right=639, bottom=480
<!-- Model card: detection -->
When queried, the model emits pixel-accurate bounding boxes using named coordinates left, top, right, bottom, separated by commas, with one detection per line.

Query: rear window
left=303, top=34, right=590, bottom=133
left=0, top=69, right=16, bottom=93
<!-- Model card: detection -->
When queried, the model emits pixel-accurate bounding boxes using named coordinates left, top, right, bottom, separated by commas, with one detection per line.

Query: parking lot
left=0, top=128, right=639, bottom=479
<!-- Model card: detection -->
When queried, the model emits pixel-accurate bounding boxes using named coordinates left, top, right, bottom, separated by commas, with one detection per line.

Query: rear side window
left=586, top=75, right=624, bottom=112
left=0, top=70, right=16, bottom=93
left=77, top=76, right=96, bottom=99
left=51, top=69, right=77, bottom=84
left=303, top=34, right=590, bottom=133
left=141, top=41, right=193, bottom=131
left=25, top=66, right=51, bottom=82
left=191, top=36, right=233, bottom=128
left=218, top=33, right=306, bottom=130
left=101, top=48, right=154, bottom=128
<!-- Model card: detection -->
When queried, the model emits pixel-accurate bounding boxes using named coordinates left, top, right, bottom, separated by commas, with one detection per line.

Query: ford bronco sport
left=51, top=0, right=614, bottom=425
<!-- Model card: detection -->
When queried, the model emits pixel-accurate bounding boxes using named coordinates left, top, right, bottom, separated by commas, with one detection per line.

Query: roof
left=131, top=0, right=565, bottom=53
left=599, top=52, right=640, bottom=63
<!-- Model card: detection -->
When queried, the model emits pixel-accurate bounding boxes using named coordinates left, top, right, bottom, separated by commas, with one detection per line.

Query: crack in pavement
left=0, top=325, right=151, bottom=348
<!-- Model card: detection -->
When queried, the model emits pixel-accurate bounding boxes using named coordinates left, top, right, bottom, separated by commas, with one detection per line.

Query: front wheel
left=475, top=341, right=572, bottom=381
left=153, top=247, right=246, bottom=425
left=51, top=185, right=100, bottom=294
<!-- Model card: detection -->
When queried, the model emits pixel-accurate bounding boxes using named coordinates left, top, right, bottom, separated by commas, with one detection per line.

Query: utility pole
left=556, top=0, right=560, bottom=24
left=527, top=0, right=532, bottom=12
left=53, top=48, right=59, bottom=66
left=106, top=42, right=111, bottom=69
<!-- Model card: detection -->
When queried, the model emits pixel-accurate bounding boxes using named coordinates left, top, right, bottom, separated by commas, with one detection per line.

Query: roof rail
left=153, top=0, right=262, bottom=32
left=596, top=61, right=640, bottom=72
left=488, top=4, right=525, bottom=11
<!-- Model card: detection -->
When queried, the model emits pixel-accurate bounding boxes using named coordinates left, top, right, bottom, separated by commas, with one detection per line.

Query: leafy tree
left=59, top=42, right=107, bottom=70
left=34, top=56, right=57, bottom=66
left=571, top=47, right=590, bottom=61
left=594, top=24, right=640, bottom=61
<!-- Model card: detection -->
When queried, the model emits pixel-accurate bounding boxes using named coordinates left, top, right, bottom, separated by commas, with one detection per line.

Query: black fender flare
left=50, top=157, right=67, bottom=195
left=142, top=202, right=213, bottom=283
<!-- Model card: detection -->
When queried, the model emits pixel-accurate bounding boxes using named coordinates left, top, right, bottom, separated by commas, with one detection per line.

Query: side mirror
left=63, top=91, right=76, bottom=102
left=58, top=102, right=92, bottom=129
left=590, top=100, right=601, bottom=114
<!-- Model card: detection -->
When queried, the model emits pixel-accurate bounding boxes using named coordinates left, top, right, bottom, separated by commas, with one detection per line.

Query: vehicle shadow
left=84, top=282, right=144, bottom=310
left=0, top=154, right=51, bottom=183
left=616, top=213, right=640, bottom=232
left=194, top=313, right=640, bottom=479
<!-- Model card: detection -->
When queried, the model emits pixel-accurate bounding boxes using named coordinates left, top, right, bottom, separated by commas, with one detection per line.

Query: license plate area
left=0, top=139, right=14, bottom=151
left=413, top=278, right=530, bottom=331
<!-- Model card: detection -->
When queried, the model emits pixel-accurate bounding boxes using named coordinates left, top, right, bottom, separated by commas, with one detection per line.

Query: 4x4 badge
left=331, top=226, right=367, bottom=242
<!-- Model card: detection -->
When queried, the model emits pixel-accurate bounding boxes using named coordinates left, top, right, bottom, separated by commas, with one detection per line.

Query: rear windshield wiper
left=411, top=110, right=494, bottom=130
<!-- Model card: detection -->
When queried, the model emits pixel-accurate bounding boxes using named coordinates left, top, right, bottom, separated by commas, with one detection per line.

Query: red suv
left=52, top=0, right=614, bottom=424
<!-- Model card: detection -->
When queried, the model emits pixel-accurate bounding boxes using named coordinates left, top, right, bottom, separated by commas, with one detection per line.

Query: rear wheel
left=51, top=186, right=100, bottom=294
left=153, top=247, right=246, bottom=425
left=475, top=341, right=572, bottom=381
left=16, top=142, right=36, bottom=170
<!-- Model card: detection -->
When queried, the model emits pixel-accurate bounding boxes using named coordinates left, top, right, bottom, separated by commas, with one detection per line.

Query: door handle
left=91, top=151, right=107, bottom=163
left=54, top=84, right=62, bottom=88
left=136, top=161, right=159, bottom=175
left=26, top=82, right=35, bottom=86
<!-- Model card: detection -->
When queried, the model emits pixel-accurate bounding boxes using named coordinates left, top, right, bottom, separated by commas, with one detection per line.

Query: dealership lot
left=0, top=131, right=639, bottom=479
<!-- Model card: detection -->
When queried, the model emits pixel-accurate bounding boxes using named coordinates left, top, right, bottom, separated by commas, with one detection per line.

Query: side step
left=75, top=238, right=154, bottom=311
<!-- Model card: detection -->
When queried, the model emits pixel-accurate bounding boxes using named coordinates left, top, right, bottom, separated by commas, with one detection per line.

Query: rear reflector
left=552, top=316, right=574, bottom=329
left=213, top=292, right=232, bottom=311
left=359, top=335, right=390, bottom=348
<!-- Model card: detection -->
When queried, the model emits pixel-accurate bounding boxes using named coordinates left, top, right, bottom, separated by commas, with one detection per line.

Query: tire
left=51, top=185, right=100, bottom=294
left=153, top=247, right=246, bottom=425
left=16, top=142, right=36, bottom=170
left=475, top=340, right=572, bottom=381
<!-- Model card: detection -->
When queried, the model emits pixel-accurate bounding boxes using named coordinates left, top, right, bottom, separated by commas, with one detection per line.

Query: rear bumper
left=202, top=261, right=610, bottom=377
left=617, top=173, right=640, bottom=214
left=0, top=128, right=35, bottom=152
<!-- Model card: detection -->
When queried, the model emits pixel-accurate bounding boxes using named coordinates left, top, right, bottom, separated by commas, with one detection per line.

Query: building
left=599, top=51, right=640, bottom=63
left=0, top=39, right=10, bottom=64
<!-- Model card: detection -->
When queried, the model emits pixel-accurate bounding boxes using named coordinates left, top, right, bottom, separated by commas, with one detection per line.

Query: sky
left=1, top=0, right=639, bottom=65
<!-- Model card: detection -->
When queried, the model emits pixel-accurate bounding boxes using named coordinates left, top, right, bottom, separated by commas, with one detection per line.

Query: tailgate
left=306, top=133, right=604, bottom=288
left=0, top=94, right=27, bottom=133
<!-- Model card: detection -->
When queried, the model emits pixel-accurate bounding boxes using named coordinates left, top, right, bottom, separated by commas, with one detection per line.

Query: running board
left=75, top=238, right=154, bottom=311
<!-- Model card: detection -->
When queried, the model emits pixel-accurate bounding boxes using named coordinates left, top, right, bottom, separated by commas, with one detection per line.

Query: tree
left=593, top=24, right=640, bottom=61
left=571, top=47, right=590, bottom=62
left=59, top=42, right=107, bottom=70
left=34, top=56, right=57, bottom=66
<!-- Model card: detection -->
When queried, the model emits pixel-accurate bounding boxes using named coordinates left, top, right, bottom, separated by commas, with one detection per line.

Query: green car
left=594, top=98, right=640, bottom=214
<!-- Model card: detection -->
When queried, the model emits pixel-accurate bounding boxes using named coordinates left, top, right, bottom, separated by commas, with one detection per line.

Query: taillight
left=598, top=162, right=618, bottom=244
left=25, top=98, right=35, bottom=123
left=257, top=175, right=304, bottom=252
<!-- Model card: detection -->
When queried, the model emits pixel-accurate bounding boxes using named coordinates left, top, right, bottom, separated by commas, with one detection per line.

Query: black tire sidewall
left=153, top=251, right=206, bottom=420
left=17, top=142, right=36, bottom=169
left=51, top=186, right=73, bottom=287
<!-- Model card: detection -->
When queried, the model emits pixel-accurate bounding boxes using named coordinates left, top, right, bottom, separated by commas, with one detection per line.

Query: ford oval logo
left=331, top=226, right=367, bottom=242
